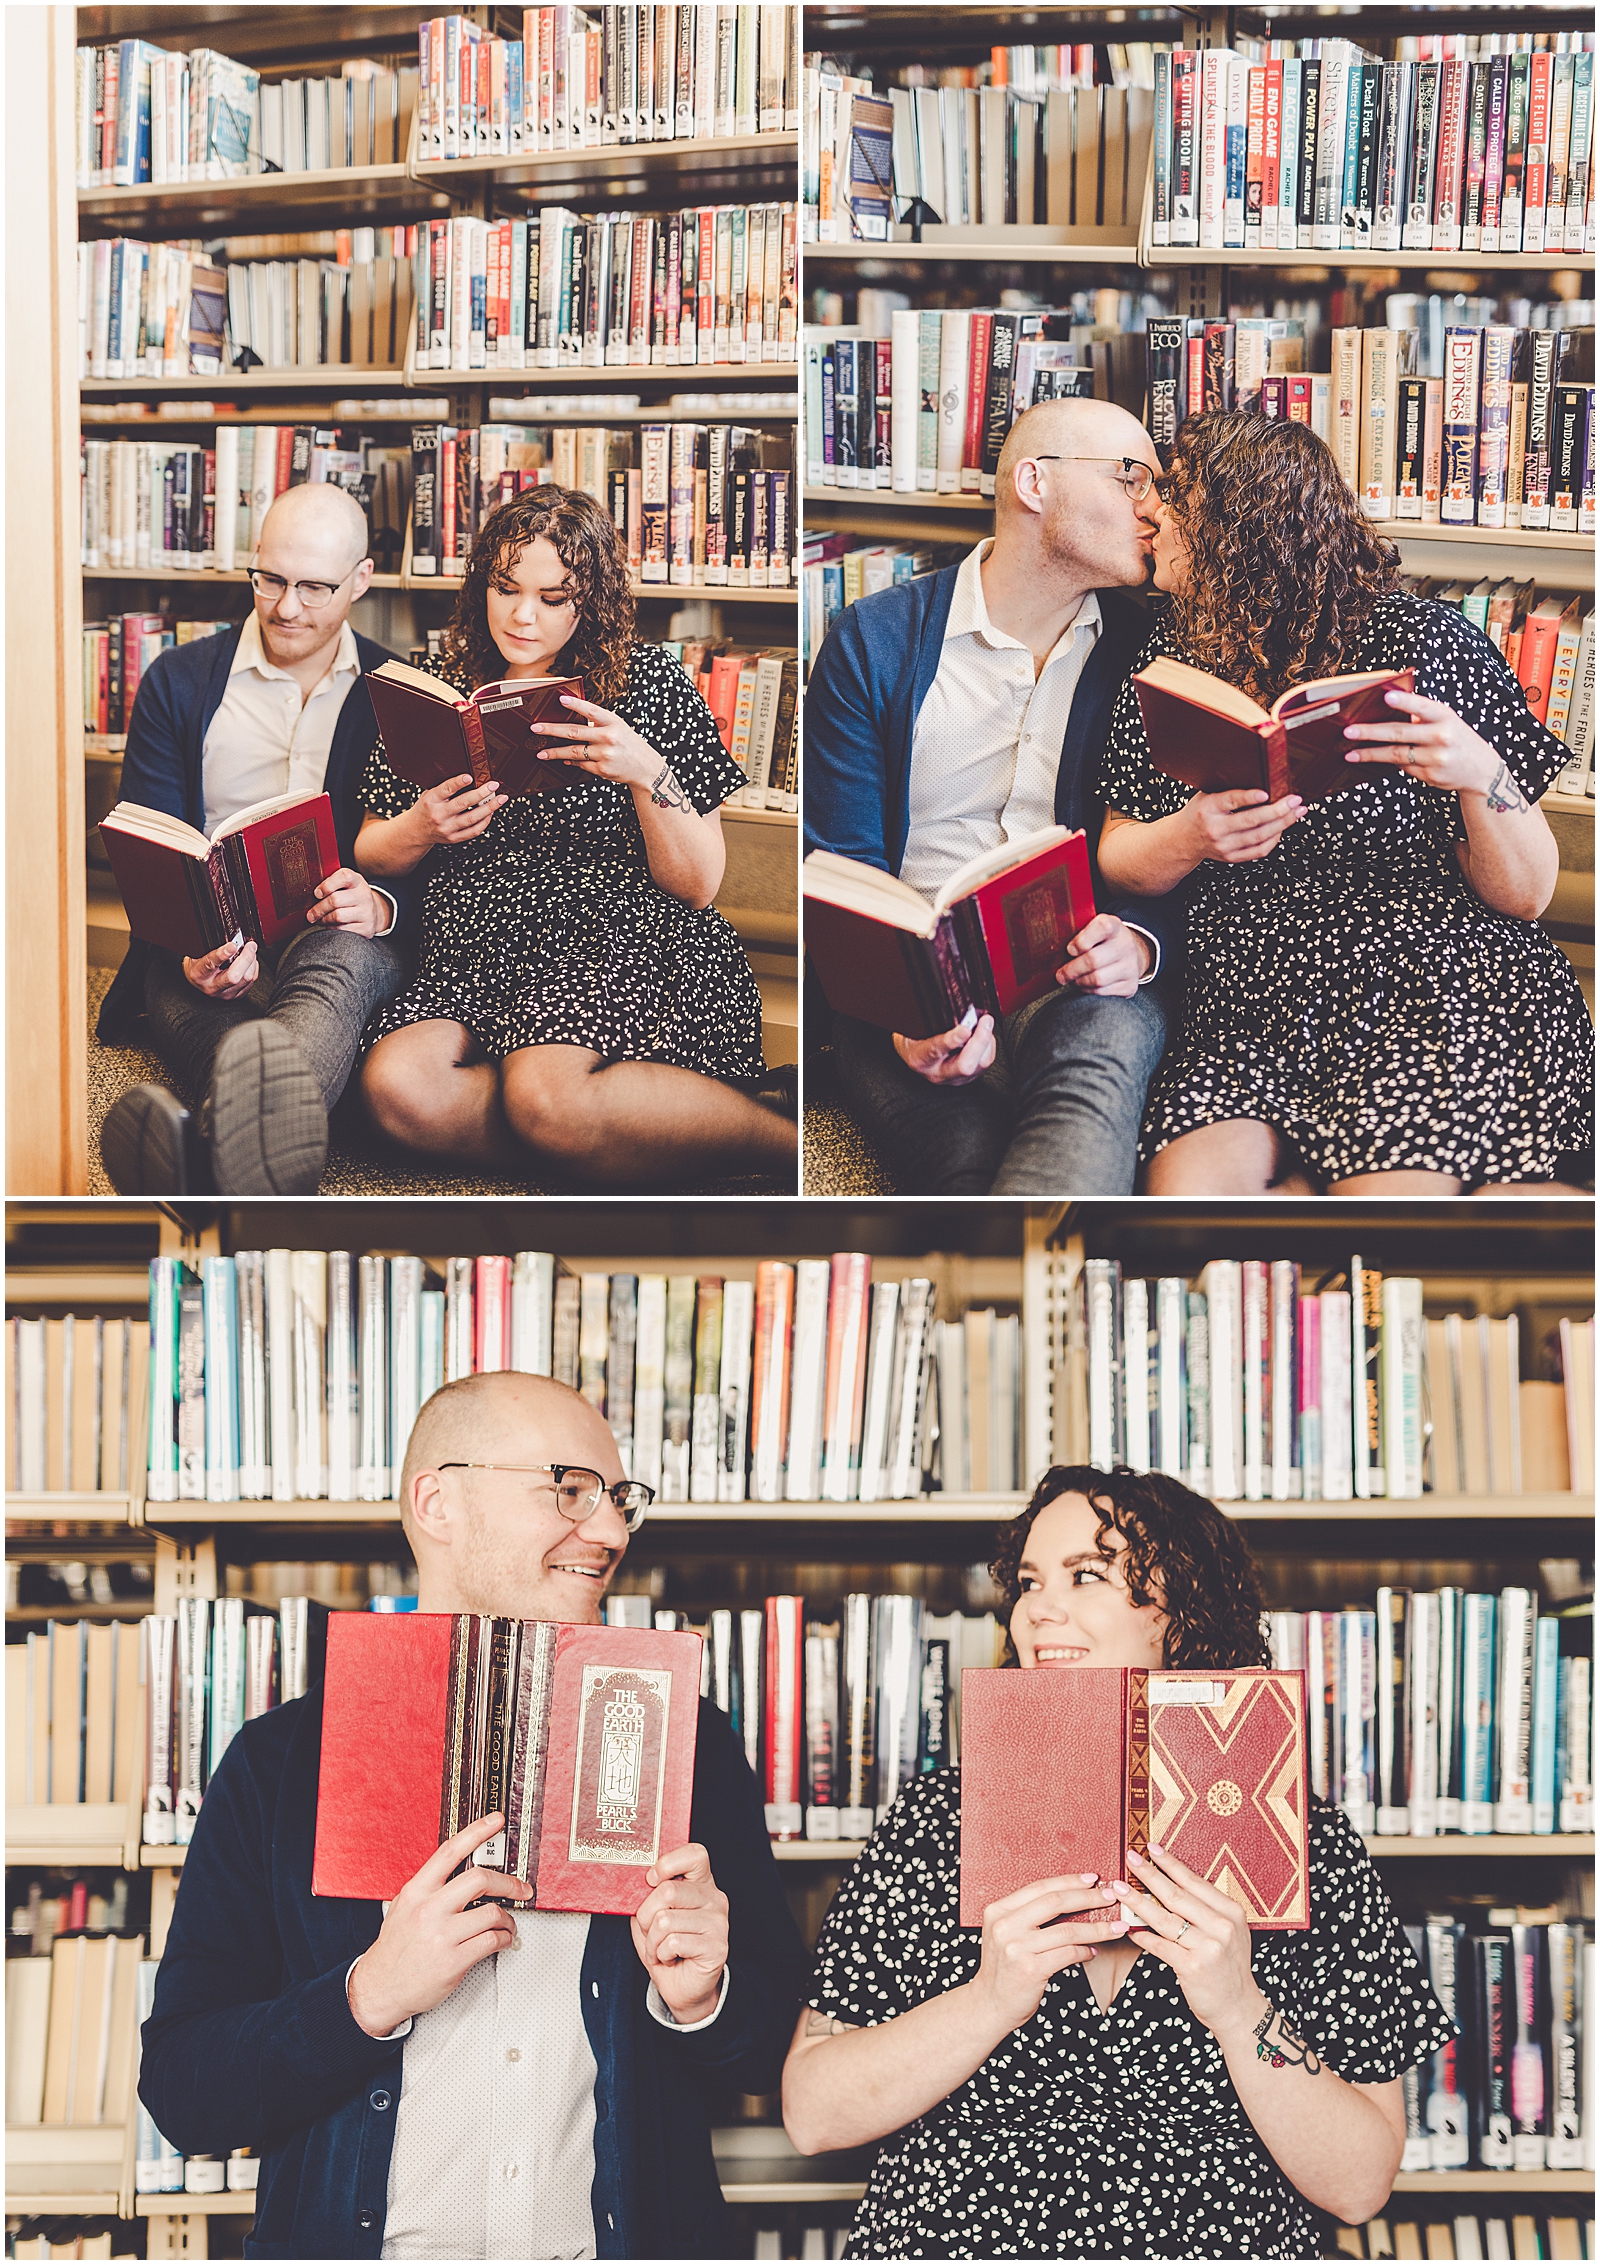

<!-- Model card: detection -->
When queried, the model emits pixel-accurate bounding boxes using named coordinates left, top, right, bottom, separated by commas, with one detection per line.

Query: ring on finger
left=1173, top=1916, right=1192, bottom=1940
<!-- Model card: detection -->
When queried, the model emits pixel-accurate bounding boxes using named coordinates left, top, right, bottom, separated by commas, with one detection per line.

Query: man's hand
left=305, top=867, right=390, bottom=936
left=346, top=1814, right=530, bottom=2039
left=406, top=773, right=508, bottom=850
left=1054, top=912, right=1151, bottom=997
left=630, top=1843, right=729, bottom=2024
left=183, top=934, right=259, bottom=999
left=1180, top=787, right=1304, bottom=864
left=893, top=1008, right=997, bottom=1087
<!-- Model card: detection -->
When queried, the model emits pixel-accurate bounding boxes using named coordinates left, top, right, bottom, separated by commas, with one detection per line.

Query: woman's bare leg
left=361, top=1021, right=525, bottom=1171
left=1467, top=1179, right=1592, bottom=1198
left=502, top=1044, right=796, bottom=1187
left=1145, top=1119, right=1291, bottom=1195
left=1328, top=1170, right=1466, bottom=1196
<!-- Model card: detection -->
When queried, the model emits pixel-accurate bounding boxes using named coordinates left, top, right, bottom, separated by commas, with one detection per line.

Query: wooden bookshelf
left=409, top=129, right=798, bottom=203
left=78, top=161, right=449, bottom=235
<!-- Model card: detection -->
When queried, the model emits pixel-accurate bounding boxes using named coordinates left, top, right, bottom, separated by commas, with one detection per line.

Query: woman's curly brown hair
left=442, top=485, right=636, bottom=706
left=1161, top=409, right=1401, bottom=706
left=990, top=1465, right=1271, bottom=1670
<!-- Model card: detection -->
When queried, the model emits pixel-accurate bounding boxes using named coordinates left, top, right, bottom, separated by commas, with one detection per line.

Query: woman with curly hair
left=354, top=486, right=795, bottom=1185
left=782, top=1467, right=1453, bottom=2261
left=1095, top=409, right=1592, bottom=1195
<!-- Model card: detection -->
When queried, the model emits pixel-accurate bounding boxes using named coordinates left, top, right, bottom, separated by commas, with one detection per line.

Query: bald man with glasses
left=140, top=1370, right=806, bottom=2262
left=99, top=481, right=416, bottom=1193
left=805, top=397, right=1186, bottom=1195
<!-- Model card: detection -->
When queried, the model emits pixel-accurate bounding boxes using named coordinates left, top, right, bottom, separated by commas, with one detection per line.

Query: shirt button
left=369, top=2089, right=391, bottom=2111
left=506, top=2047, right=521, bottom=2063
left=592, top=1981, right=600, bottom=1998
left=358, top=2211, right=375, bottom=2230
left=505, top=2163, right=521, bottom=2181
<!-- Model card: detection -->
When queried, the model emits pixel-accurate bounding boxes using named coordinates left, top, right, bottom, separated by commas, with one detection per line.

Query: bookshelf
left=802, top=0, right=1597, bottom=1006
left=5, top=1197, right=1594, bottom=2255
left=18, top=2, right=804, bottom=1198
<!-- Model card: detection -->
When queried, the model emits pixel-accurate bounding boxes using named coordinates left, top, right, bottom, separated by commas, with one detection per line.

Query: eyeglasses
left=1029, top=456, right=1161, bottom=503
left=437, top=1462, right=655, bottom=1532
left=247, top=563, right=360, bottom=610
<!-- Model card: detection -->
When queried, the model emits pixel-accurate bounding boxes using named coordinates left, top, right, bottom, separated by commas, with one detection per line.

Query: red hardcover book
left=959, top=1666, right=1309, bottom=1929
left=803, top=826, right=1096, bottom=1040
left=99, top=789, right=340, bottom=958
left=367, top=659, right=584, bottom=796
left=1132, top=656, right=1415, bottom=803
left=762, top=1596, right=804, bottom=1839
left=314, top=1613, right=701, bottom=1914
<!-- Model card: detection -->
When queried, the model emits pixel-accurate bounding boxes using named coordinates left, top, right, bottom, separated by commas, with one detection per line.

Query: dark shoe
left=100, top=1084, right=204, bottom=1194
left=205, top=1023, right=327, bottom=1194
left=747, top=1064, right=799, bottom=1120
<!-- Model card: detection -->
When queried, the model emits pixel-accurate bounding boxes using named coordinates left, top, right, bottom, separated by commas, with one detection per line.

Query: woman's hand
left=534, top=693, right=661, bottom=788
left=1112, top=1842, right=1263, bottom=2041
left=408, top=774, right=509, bottom=849
left=970, top=1874, right=1128, bottom=2037
left=1180, top=788, right=1305, bottom=864
left=894, top=1008, right=996, bottom=1086
left=304, top=867, right=390, bottom=937
left=1343, top=686, right=1514, bottom=801
left=1055, top=913, right=1152, bottom=996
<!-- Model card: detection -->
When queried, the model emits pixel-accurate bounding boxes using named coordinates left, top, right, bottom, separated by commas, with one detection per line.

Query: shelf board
left=83, top=564, right=404, bottom=590
left=1544, top=793, right=1595, bottom=821
left=135, top=2190, right=257, bottom=2215
left=5, top=1803, right=137, bottom=1868
left=418, top=362, right=799, bottom=390
left=78, top=162, right=449, bottom=235
left=82, top=371, right=411, bottom=395
left=130, top=1490, right=1595, bottom=1527
left=806, top=233, right=1141, bottom=264
left=410, top=130, right=797, bottom=198
left=719, top=2178, right=866, bottom=2203
left=1143, top=245, right=1586, bottom=272
left=1390, top=2169, right=1597, bottom=2192
left=805, top=486, right=989, bottom=512
left=77, top=565, right=792, bottom=603
left=1368, top=523, right=1595, bottom=551
left=3, top=1492, right=132, bottom=1523
left=723, top=805, right=798, bottom=827
left=3, top=2192, right=122, bottom=2216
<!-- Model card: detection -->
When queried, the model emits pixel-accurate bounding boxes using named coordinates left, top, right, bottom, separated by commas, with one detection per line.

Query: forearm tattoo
left=1253, top=2002, right=1323, bottom=2075
left=1484, top=760, right=1529, bottom=814
left=804, top=2010, right=854, bottom=2039
left=648, top=762, right=694, bottom=811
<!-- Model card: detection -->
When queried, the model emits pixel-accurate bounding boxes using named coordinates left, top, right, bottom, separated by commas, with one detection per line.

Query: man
left=139, top=1370, right=806, bottom=2261
left=805, top=396, right=1183, bottom=1195
left=98, top=481, right=415, bottom=1195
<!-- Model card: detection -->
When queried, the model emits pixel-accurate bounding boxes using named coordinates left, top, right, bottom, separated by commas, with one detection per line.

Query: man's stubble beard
left=1039, top=498, right=1148, bottom=591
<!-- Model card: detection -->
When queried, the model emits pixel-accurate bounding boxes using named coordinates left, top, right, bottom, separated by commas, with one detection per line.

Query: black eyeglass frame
left=246, top=560, right=362, bottom=610
left=436, top=1461, right=656, bottom=1531
left=1027, top=455, right=1160, bottom=502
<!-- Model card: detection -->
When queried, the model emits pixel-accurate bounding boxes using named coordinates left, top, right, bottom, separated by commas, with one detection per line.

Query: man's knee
left=1019, top=983, right=1167, bottom=1086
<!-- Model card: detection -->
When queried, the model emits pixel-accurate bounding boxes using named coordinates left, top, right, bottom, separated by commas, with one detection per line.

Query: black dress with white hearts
left=360, top=642, right=764, bottom=1076
left=808, top=1772, right=1453, bottom=2262
left=1095, top=594, right=1594, bottom=1182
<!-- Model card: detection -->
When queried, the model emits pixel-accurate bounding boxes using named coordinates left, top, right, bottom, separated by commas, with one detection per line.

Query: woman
left=783, top=1468, right=1453, bottom=2261
left=355, top=486, right=796, bottom=1187
left=1095, top=409, right=1592, bottom=1196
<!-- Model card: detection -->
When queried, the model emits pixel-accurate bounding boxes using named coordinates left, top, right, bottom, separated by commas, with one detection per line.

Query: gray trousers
left=142, top=926, right=408, bottom=1114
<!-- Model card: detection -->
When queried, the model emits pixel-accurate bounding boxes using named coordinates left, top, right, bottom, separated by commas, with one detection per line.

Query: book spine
left=1436, top=1583, right=1464, bottom=1832
left=1547, top=1922, right=1583, bottom=2166
left=1494, top=1587, right=1536, bottom=1832
left=1374, top=1585, right=1410, bottom=1832
left=1406, top=1589, right=1439, bottom=1836
left=763, top=1595, right=803, bottom=1837
left=1125, top=1668, right=1151, bottom=1858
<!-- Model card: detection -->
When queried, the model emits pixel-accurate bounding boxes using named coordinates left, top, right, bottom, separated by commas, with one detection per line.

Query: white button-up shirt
left=372, top=1915, right=728, bottom=2262
left=901, top=542, right=1158, bottom=977
left=201, top=611, right=362, bottom=832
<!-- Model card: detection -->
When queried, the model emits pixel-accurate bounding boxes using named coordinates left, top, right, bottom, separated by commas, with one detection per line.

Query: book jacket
left=959, top=1666, right=1309, bottom=1930
left=313, top=1613, right=701, bottom=1913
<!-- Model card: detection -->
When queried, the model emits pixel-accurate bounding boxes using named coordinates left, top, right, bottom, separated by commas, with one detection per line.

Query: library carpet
left=85, top=971, right=790, bottom=1198
left=802, top=1049, right=896, bottom=1196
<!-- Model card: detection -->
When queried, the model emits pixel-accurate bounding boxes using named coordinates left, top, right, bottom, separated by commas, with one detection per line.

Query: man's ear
left=408, top=1467, right=452, bottom=1546
left=352, top=555, right=375, bottom=601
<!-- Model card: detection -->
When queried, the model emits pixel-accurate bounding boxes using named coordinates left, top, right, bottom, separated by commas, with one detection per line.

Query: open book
left=367, top=659, right=585, bottom=798
left=803, top=827, right=1095, bottom=1039
left=99, top=791, right=339, bottom=959
left=1132, top=657, right=1416, bottom=803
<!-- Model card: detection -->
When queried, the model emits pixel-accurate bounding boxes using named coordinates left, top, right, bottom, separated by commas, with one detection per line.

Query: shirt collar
left=944, top=541, right=1102, bottom=661
left=232, top=609, right=360, bottom=687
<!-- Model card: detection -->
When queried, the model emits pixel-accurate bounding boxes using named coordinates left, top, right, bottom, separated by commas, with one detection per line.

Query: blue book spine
left=821, top=558, right=843, bottom=630
left=1339, top=59, right=1367, bottom=244
left=115, top=40, right=140, bottom=184
left=420, top=1288, right=445, bottom=1400
left=1279, top=62, right=1301, bottom=247
left=507, top=41, right=524, bottom=153
left=1529, top=1614, right=1560, bottom=1832
left=820, top=342, right=837, bottom=476
left=107, top=239, right=125, bottom=372
left=1224, top=96, right=1247, bottom=245
left=1459, top=1591, right=1497, bottom=1831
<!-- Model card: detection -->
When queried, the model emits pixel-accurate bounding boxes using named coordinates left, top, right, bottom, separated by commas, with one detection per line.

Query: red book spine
left=475, top=1255, right=511, bottom=1370
left=1524, top=52, right=1551, bottom=249
left=819, top=1253, right=871, bottom=1501
left=698, top=210, right=715, bottom=359
left=962, top=311, right=991, bottom=490
left=1125, top=1670, right=1151, bottom=1857
left=441, top=432, right=458, bottom=572
left=275, top=426, right=294, bottom=496
left=763, top=1596, right=803, bottom=1837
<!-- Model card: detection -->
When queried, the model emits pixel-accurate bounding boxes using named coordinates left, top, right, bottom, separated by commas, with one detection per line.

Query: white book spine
left=632, top=1275, right=668, bottom=1498
left=855, top=1279, right=900, bottom=1505
left=1122, top=1277, right=1150, bottom=1474
left=717, top=1277, right=755, bottom=1504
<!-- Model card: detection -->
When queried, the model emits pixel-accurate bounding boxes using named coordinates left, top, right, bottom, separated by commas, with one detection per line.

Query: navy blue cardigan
left=803, top=565, right=1186, bottom=963
left=97, top=621, right=420, bottom=1044
left=139, top=1682, right=807, bottom=2262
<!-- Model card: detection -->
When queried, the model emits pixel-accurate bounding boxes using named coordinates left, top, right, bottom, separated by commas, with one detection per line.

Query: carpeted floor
left=801, top=1051, right=897, bottom=1195
left=86, top=969, right=793, bottom=1197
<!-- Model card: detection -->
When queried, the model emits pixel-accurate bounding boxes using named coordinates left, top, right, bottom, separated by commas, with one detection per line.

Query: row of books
left=411, top=203, right=799, bottom=374
left=408, top=419, right=795, bottom=587
left=1149, top=33, right=1597, bottom=257
left=806, top=68, right=1155, bottom=241
left=1068, top=1257, right=1594, bottom=1500
left=8, top=1319, right=148, bottom=1496
left=140, top=1601, right=310, bottom=1845
left=83, top=619, right=228, bottom=746
left=5, top=1934, right=145, bottom=2129
left=1410, top=579, right=1594, bottom=770
left=1263, top=1592, right=1591, bottom=1838
left=80, top=425, right=412, bottom=580
left=800, top=532, right=949, bottom=672
left=1339, top=2217, right=1594, bottom=2262
left=9, top=2232, right=130, bottom=2258
left=418, top=6, right=801, bottom=159
left=221, top=227, right=420, bottom=374
left=8, top=1880, right=133, bottom=1962
left=74, top=41, right=418, bottom=188
left=1405, top=1912, right=1590, bottom=2174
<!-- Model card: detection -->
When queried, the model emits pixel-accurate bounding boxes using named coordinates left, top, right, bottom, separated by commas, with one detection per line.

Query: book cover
left=367, top=661, right=583, bottom=795
left=314, top=1612, right=700, bottom=1915
left=101, top=791, right=340, bottom=958
left=1132, top=657, right=1415, bottom=804
left=959, top=1666, right=1309, bottom=1929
